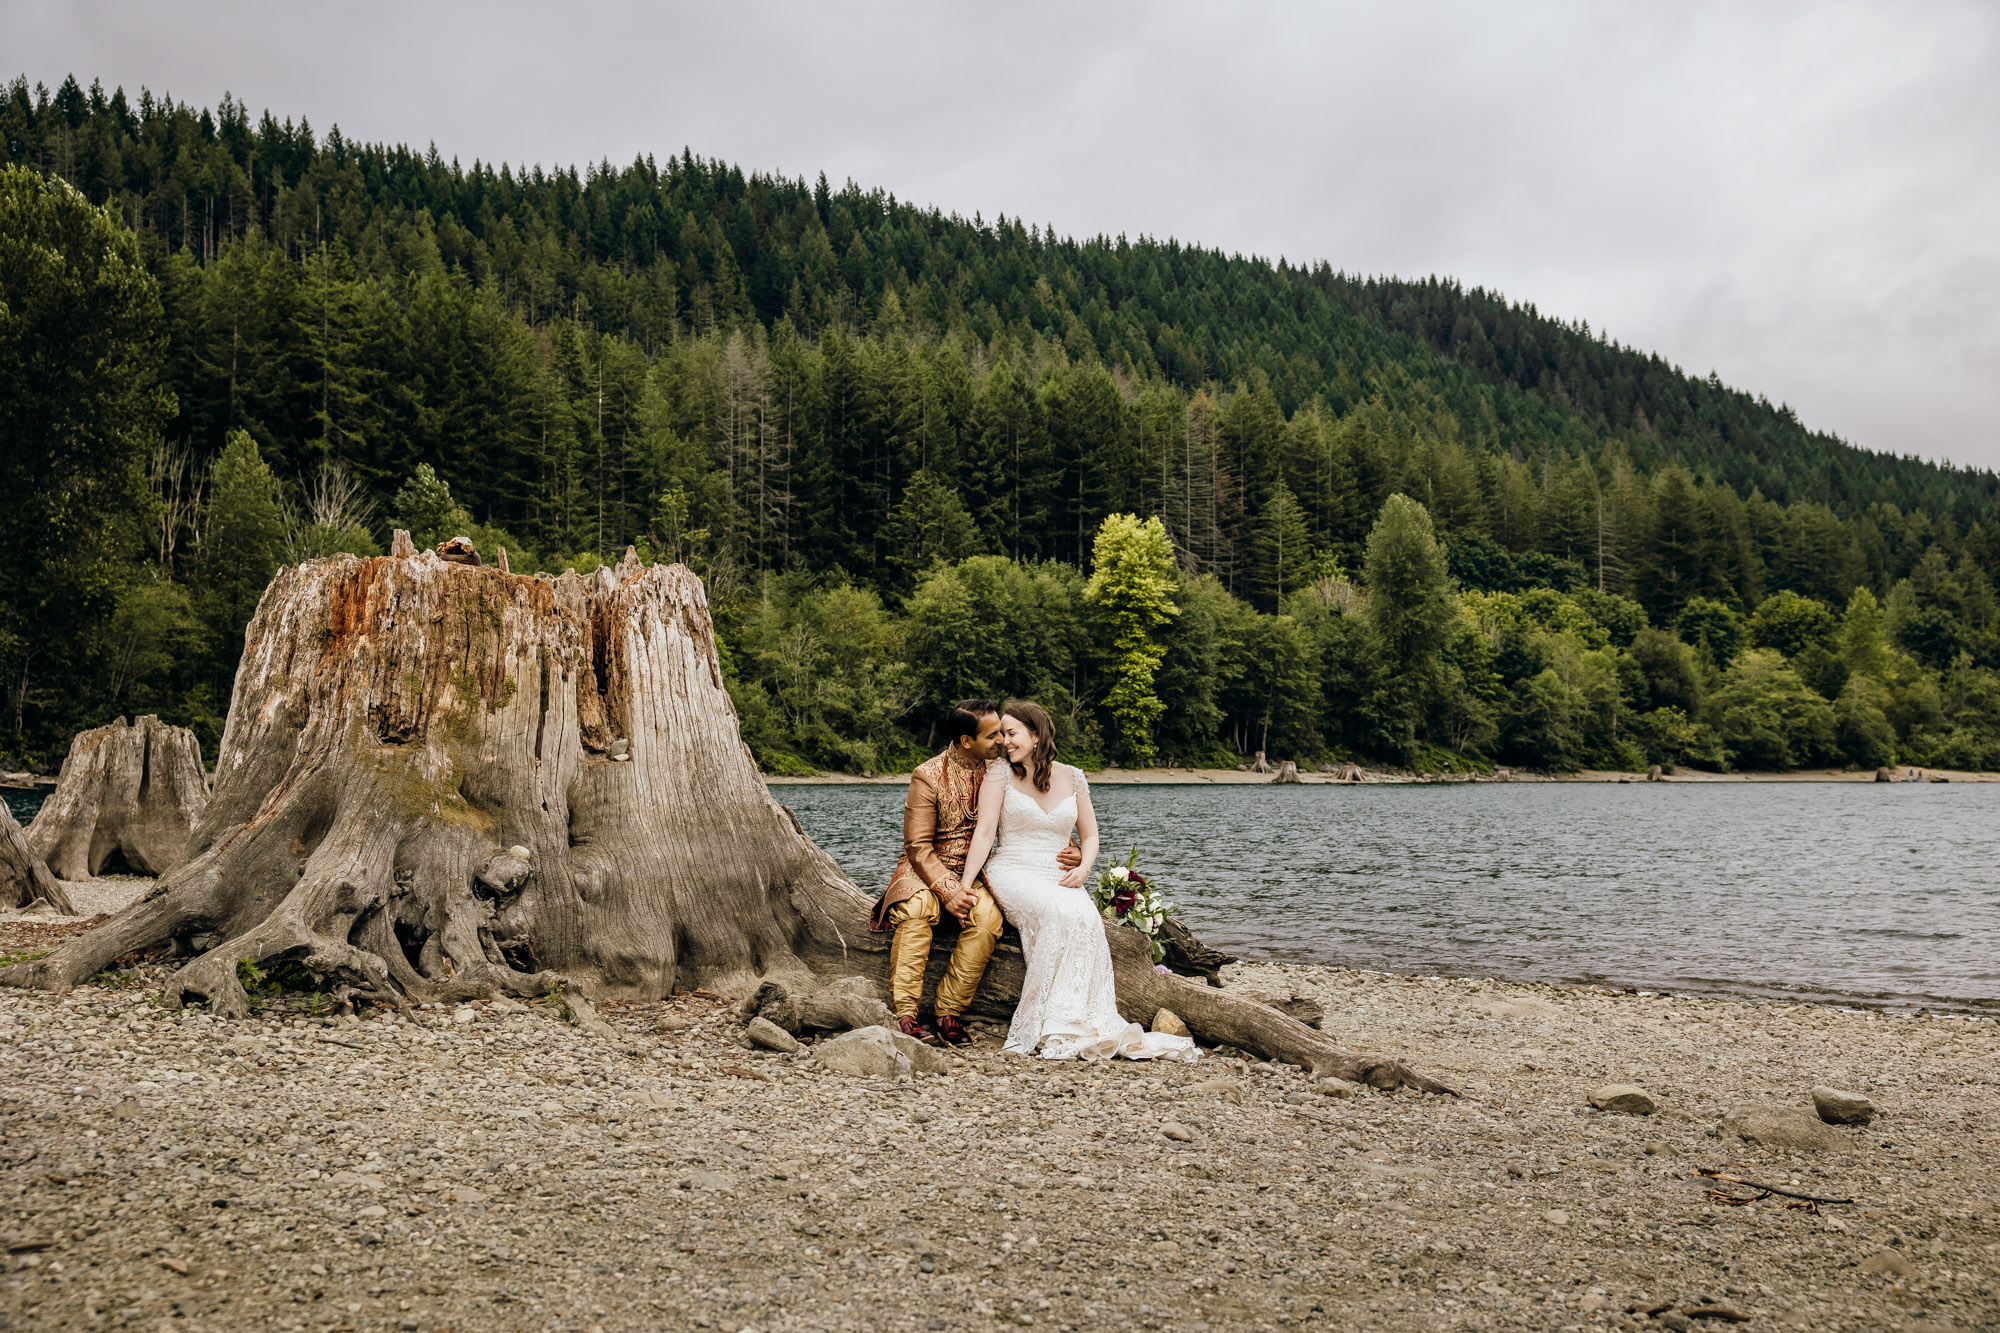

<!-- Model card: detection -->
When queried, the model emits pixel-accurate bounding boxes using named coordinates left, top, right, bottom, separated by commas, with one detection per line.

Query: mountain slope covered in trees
left=4, top=74, right=1998, bottom=775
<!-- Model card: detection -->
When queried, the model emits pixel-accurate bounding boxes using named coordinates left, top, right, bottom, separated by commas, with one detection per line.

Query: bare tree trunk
left=0, top=541, right=1449, bottom=1092
left=26, top=715, right=209, bottom=879
left=2, top=801, right=73, bottom=914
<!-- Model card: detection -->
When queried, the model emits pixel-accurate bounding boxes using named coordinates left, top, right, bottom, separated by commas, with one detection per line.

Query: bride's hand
left=1058, top=867, right=1087, bottom=889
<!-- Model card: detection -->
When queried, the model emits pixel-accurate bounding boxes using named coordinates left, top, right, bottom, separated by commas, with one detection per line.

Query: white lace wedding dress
left=983, top=763, right=1198, bottom=1062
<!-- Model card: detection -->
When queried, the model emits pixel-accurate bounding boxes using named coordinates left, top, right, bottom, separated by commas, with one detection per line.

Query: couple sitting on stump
left=868, top=699, right=1196, bottom=1063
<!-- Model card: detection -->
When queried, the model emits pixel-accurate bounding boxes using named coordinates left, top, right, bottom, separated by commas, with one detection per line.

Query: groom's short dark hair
left=946, top=698, right=1000, bottom=744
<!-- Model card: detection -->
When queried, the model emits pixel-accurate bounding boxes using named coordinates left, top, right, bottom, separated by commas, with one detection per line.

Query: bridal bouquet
left=1091, top=848, right=1179, bottom=964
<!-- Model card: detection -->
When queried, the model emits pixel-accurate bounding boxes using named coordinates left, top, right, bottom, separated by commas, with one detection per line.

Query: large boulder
left=810, top=1024, right=952, bottom=1078
left=799, top=975, right=897, bottom=1033
left=1718, top=1104, right=1854, bottom=1152
left=1588, top=1083, right=1657, bottom=1116
left=1811, top=1085, right=1876, bottom=1126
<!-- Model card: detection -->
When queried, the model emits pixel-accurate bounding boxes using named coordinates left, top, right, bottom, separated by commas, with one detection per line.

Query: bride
left=958, top=700, right=1198, bottom=1062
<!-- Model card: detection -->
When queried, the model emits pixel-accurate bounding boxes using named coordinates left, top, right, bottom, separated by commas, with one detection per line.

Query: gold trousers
left=886, top=886, right=1003, bottom=1018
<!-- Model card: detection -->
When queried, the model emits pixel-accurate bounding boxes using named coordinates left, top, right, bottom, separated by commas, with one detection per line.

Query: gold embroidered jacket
left=870, top=747, right=990, bottom=931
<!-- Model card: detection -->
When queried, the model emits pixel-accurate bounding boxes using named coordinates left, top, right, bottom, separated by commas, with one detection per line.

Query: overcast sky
left=9, top=1, right=1998, bottom=472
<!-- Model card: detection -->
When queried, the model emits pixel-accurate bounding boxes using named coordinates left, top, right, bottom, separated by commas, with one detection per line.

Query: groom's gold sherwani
left=871, top=746, right=1004, bottom=1020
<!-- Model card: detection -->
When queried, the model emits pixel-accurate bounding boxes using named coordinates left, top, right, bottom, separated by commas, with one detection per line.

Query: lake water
left=4, top=791, right=44, bottom=826
left=12, top=783, right=1993, bottom=1010
left=776, top=780, right=2000, bottom=1012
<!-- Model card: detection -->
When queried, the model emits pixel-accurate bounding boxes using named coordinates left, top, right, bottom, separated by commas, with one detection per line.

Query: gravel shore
left=3, top=927, right=1996, bottom=1332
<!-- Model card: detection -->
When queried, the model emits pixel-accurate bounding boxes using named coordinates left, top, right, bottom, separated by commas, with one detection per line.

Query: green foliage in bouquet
left=1091, top=847, right=1180, bottom=964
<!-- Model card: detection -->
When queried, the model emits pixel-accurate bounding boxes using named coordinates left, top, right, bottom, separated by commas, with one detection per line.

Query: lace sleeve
left=1071, top=765, right=1089, bottom=795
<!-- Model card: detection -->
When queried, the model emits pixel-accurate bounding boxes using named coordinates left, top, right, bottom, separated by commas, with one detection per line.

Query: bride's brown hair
left=1002, top=699, right=1059, bottom=792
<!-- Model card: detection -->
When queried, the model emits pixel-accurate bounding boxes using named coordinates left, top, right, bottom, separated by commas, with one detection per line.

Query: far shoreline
left=766, top=763, right=2000, bottom=786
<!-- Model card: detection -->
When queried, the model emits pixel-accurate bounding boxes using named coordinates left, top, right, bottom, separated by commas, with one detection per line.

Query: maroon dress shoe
left=935, top=1015, right=972, bottom=1047
left=897, top=1015, right=942, bottom=1046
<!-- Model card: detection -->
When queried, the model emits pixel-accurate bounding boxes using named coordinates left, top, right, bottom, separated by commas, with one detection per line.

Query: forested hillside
left=4, top=74, right=1999, bottom=775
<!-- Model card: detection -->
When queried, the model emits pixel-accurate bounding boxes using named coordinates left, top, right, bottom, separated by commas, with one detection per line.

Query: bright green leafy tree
left=1085, top=515, right=1179, bottom=763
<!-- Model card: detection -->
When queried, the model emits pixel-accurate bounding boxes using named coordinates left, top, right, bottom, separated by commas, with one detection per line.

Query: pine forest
left=5, top=74, right=2000, bottom=776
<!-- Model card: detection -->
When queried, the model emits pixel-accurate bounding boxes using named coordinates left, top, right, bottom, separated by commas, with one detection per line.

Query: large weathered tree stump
left=2, top=801, right=73, bottom=914
left=0, top=538, right=1449, bottom=1091
left=26, top=715, right=208, bottom=878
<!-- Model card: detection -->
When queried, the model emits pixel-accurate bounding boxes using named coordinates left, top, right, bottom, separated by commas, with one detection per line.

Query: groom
left=871, top=698, right=1079, bottom=1046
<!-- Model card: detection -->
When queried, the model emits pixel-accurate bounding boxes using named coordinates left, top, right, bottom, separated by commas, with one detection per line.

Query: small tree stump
left=1270, top=761, right=1301, bottom=784
left=2, top=801, right=73, bottom=913
left=1246, top=750, right=1276, bottom=774
left=26, top=715, right=208, bottom=879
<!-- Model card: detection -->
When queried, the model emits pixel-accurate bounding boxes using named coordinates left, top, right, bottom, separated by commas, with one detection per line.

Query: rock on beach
left=1718, top=1104, right=1855, bottom=1152
left=1587, top=1082, right=1657, bottom=1115
left=1812, top=1084, right=1876, bottom=1125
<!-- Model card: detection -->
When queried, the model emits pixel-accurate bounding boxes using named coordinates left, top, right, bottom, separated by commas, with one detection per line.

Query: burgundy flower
left=1109, top=887, right=1138, bottom=914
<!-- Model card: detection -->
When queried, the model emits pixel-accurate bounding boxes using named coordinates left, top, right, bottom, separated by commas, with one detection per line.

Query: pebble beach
left=3, top=881, right=1996, bottom=1333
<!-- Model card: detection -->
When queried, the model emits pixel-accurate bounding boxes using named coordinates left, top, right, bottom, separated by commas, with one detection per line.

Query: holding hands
left=937, top=875, right=977, bottom=923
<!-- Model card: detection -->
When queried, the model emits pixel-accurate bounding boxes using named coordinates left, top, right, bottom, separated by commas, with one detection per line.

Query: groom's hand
left=936, top=879, right=974, bottom=923
left=1056, top=844, right=1083, bottom=872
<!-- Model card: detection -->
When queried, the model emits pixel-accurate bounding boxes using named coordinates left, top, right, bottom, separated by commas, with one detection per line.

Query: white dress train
left=982, top=763, right=1198, bottom=1062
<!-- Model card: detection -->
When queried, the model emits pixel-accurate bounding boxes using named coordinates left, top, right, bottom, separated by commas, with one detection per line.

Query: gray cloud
left=7, top=0, right=1996, bottom=469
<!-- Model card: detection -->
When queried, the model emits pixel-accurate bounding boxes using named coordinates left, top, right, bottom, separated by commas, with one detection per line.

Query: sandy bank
left=3, top=877, right=1997, bottom=1331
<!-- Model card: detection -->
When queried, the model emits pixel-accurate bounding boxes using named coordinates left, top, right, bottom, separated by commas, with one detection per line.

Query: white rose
left=1109, top=866, right=1131, bottom=881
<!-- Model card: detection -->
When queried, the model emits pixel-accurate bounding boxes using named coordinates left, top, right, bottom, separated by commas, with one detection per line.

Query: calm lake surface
left=11, top=783, right=1994, bottom=1010
left=776, top=781, right=2000, bottom=1011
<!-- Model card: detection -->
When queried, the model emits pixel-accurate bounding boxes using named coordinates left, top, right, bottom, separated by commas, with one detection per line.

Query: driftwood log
left=26, top=715, right=208, bottom=878
left=2, top=801, right=73, bottom=914
left=0, top=538, right=1448, bottom=1091
left=1159, top=915, right=1234, bottom=985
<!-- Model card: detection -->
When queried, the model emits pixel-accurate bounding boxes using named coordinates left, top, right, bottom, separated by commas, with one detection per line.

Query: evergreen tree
left=1248, top=479, right=1313, bottom=612
left=882, top=469, right=979, bottom=586
left=393, top=463, right=472, bottom=550
left=191, top=430, right=287, bottom=702
left=1363, top=495, right=1455, bottom=684
left=0, top=165, right=168, bottom=742
left=1363, top=494, right=1458, bottom=757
